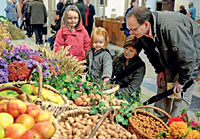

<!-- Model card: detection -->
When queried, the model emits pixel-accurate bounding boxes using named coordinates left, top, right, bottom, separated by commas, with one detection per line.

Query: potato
left=67, top=117, right=74, bottom=124
left=65, top=121, right=71, bottom=129
left=98, top=135, right=106, bottom=139
left=131, top=134, right=137, bottom=139
left=84, top=114, right=90, bottom=118
left=83, top=101, right=88, bottom=106
left=95, top=94, right=101, bottom=100
left=89, top=93, right=94, bottom=98
left=74, top=97, right=83, bottom=106
left=74, top=117, right=80, bottom=122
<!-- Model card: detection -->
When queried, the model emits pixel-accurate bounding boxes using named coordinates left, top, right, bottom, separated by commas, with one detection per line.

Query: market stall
left=0, top=16, right=200, bottom=139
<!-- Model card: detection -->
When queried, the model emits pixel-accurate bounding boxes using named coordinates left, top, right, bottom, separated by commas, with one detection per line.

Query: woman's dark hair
left=123, top=35, right=142, bottom=53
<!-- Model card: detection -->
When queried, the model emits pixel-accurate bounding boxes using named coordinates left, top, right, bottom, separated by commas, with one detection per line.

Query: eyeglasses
left=128, top=24, right=143, bottom=32
left=67, top=17, right=79, bottom=20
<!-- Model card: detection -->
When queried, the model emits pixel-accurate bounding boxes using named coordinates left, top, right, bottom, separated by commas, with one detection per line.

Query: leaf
left=60, top=89, right=65, bottom=95
left=119, top=108, right=124, bottom=113
left=33, top=83, right=38, bottom=87
left=72, top=93, right=81, bottom=100
left=127, top=113, right=132, bottom=118
left=90, top=107, right=98, bottom=115
left=122, top=119, right=128, bottom=126
left=99, top=101, right=105, bottom=108
left=82, top=82, right=88, bottom=88
left=116, top=114, right=124, bottom=123
left=121, top=102, right=128, bottom=107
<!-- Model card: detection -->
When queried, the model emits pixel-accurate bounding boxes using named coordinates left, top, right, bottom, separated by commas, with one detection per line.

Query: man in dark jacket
left=126, top=7, right=200, bottom=122
left=85, top=0, right=95, bottom=36
left=75, top=0, right=86, bottom=27
left=57, top=0, right=64, bottom=11
left=28, top=0, right=47, bottom=44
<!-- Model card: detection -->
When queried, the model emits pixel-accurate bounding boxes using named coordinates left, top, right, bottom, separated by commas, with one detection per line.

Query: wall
left=174, top=0, right=200, bottom=19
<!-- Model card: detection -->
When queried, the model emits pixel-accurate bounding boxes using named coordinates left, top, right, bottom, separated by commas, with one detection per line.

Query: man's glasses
left=128, top=24, right=143, bottom=32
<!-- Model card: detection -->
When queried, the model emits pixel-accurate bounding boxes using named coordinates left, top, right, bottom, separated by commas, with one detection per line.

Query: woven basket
left=0, top=87, right=61, bottom=139
left=0, top=64, right=69, bottom=116
left=56, top=108, right=136, bottom=139
left=128, top=105, right=170, bottom=139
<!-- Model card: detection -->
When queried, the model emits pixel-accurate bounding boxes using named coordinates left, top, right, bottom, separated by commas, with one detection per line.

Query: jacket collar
left=62, top=23, right=84, bottom=35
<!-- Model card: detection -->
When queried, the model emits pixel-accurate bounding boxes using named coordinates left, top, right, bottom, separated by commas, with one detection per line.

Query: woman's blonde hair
left=90, top=27, right=109, bottom=49
left=61, top=5, right=82, bottom=30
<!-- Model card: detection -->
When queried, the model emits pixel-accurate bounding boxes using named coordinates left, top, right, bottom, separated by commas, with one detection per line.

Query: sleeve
left=83, top=30, right=91, bottom=57
left=118, top=66, right=145, bottom=95
left=164, top=24, right=196, bottom=84
left=54, top=29, right=64, bottom=53
left=138, top=36, right=164, bottom=73
left=43, top=5, right=47, bottom=23
left=89, top=5, right=95, bottom=17
left=102, top=52, right=113, bottom=79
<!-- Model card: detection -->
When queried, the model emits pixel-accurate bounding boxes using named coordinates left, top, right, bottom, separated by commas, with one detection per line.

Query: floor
left=11, top=32, right=200, bottom=119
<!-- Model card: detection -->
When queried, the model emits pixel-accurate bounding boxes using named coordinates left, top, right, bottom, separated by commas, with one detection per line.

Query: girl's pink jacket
left=54, top=24, right=90, bottom=61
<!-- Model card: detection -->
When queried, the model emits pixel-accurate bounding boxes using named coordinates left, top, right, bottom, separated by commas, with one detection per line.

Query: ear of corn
left=36, top=44, right=86, bottom=76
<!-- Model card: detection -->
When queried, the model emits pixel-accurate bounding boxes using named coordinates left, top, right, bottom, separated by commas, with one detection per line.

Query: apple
left=0, top=100, right=8, bottom=112
left=5, top=123, right=27, bottom=139
left=35, top=110, right=53, bottom=123
left=6, top=100, right=27, bottom=118
left=0, top=113, right=14, bottom=129
left=15, top=114, right=35, bottom=130
left=21, top=129, right=43, bottom=139
left=26, top=103, right=41, bottom=118
left=32, top=122, right=55, bottom=139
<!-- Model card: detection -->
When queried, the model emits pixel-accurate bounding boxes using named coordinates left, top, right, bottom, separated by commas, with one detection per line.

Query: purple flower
left=55, top=58, right=58, bottom=62
left=0, top=69, right=6, bottom=76
left=0, top=77, right=4, bottom=83
left=41, top=62, right=49, bottom=70
left=3, top=77, right=9, bottom=83
left=55, top=66, right=58, bottom=72
left=43, top=71, right=47, bottom=77
left=2, top=50, right=7, bottom=57
left=48, top=59, right=53, bottom=63
left=16, top=55, right=22, bottom=60
left=4, top=38, right=11, bottom=44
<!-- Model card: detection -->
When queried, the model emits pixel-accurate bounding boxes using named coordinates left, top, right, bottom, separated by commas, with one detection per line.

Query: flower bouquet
left=0, top=38, right=57, bottom=83
left=156, top=109, right=200, bottom=139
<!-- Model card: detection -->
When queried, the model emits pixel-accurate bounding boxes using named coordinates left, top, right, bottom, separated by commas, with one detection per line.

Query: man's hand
left=173, top=80, right=183, bottom=93
left=157, top=72, right=165, bottom=87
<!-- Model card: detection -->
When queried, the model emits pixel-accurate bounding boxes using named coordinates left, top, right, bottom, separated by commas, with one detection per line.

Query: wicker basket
left=56, top=108, right=136, bottom=139
left=128, top=105, right=170, bottom=139
left=0, top=64, right=69, bottom=116
left=0, top=87, right=61, bottom=139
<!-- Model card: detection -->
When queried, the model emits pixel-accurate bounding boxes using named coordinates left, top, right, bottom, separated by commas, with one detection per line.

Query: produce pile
left=57, top=110, right=137, bottom=139
left=0, top=99, right=55, bottom=139
left=156, top=109, right=200, bottom=139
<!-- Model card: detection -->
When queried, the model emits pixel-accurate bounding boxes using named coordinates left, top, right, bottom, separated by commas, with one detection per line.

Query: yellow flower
left=186, top=130, right=200, bottom=139
left=169, top=122, right=188, bottom=138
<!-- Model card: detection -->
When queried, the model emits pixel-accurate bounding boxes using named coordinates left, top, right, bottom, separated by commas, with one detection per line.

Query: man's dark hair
left=126, top=7, right=152, bottom=24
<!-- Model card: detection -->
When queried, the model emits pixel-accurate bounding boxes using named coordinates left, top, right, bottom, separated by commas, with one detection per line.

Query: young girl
left=54, top=5, right=90, bottom=61
left=86, top=27, right=112, bottom=83
left=112, top=35, right=145, bottom=101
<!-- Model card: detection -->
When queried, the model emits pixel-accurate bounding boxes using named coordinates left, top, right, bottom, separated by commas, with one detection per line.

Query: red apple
left=5, top=123, right=27, bottom=139
left=26, top=103, right=41, bottom=118
left=6, top=100, right=27, bottom=118
left=32, top=122, right=55, bottom=139
left=21, top=130, right=43, bottom=139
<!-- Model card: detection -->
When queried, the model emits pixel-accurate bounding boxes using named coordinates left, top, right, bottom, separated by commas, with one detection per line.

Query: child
left=54, top=5, right=90, bottom=61
left=86, top=27, right=112, bottom=83
left=111, top=35, right=145, bottom=101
